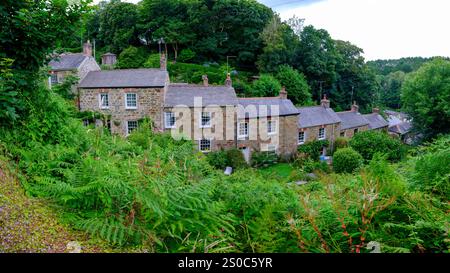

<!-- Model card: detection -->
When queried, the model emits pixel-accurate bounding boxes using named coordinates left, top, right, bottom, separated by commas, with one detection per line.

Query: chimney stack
left=321, top=94, right=330, bottom=108
left=225, top=73, right=232, bottom=87
left=372, top=107, right=380, bottom=114
left=351, top=101, right=359, bottom=112
left=202, top=75, right=209, bottom=87
left=83, top=40, right=92, bottom=57
left=279, top=86, right=287, bottom=99
left=160, top=52, right=167, bottom=71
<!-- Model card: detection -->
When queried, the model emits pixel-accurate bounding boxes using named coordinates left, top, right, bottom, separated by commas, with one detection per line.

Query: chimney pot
left=351, top=101, right=359, bottom=112
left=321, top=94, right=330, bottom=108
left=202, top=75, right=209, bottom=86
left=160, top=52, right=167, bottom=71
left=279, top=86, right=287, bottom=99
left=372, top=107, right=380, bottom=114
left=225, top=73, right=232, bottom=87
left=83, top=40, right=92, bottom=57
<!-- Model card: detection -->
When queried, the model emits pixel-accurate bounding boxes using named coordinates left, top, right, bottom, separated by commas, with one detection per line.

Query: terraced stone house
left=76, top=53, right=389, bottom=159
left=48, top=41, right=100, bottom=88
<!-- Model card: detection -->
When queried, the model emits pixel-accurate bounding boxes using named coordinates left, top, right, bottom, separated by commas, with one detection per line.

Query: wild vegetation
left=0, top=0, right=449, bottom=253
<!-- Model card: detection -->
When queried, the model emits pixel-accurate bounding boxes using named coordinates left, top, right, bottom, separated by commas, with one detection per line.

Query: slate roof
left=78, top=69, right=169, bottom=88
left=363, top=113, right=389, bottom=129
left=297, top=106, right=341, bottom=128
left=336, top=111, right=369, bottom=130
left=49, top=53, right=87, bottom=71
left=389, top=121, right=412, bottom=135
left=384, top=110, right=410, bottom=120
left=238, top=98, right=299, bottom=119
left=165, top=84, right=238, bottom=107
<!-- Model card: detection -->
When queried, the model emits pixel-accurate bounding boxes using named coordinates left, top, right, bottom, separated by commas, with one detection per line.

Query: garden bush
left=297, top=140, right=329, bottom=161
left=333, top=147, right=363, bottom=173
left=349, top=130, right=405, bottom=162
left=334, top=137, right=349, bottom=150
left=250, top=151, right=279, bottom=168
left=207, top=149, right=247, bottom=170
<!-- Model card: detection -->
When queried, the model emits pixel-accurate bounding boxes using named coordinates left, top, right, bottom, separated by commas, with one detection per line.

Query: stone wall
left=78, top=87, right=165, bottom=135
left=163, top=106, right=237, bottom=152
left=299, top=122, right=341, bottom=150
left=77, top=57, right=101, bottom=81
left=341, top=125, right=369, bottom=138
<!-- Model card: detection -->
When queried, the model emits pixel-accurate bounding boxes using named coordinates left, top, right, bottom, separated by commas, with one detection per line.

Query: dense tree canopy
left=275, top=65, right=311, bottom=105
left=401, top=58, right=450, bottom=140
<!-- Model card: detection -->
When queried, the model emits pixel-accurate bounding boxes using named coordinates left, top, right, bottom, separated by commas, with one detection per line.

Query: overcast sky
left=93, top=0, right=450, bottom=60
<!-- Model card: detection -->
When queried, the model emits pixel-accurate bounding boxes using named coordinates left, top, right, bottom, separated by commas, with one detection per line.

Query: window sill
left=200, top=125, right=212, bottom=129
left=125, top=107, right=138, bottom=110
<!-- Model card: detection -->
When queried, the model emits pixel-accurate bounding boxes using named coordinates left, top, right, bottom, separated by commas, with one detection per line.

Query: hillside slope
left=0, top=159, right=104, bottom=253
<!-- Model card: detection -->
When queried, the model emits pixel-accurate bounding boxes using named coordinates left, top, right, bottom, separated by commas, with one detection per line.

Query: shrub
left=207, top=149, right=247, bottom=170
left=177, top=49, right=196, bottom=63
left=301, top=158, right=330, bottom=174
left=206, top=150, right=228, bottom=170
left=333, top=148, right=363, bottom=173
left=226, top=149, right=248, bottom=170
left=410, top=143, right=450, bottom=199
left=297, top=140, right=329, bottom=161
left=349, top=131, right=405, bottom=162
left=334, top=137, right=349, bottom=150
left=251, top=151, right=279, bottom=168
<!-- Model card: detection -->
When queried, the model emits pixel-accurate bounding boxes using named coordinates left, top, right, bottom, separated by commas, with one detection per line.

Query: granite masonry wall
left=78, top=86, right=165, bottom=135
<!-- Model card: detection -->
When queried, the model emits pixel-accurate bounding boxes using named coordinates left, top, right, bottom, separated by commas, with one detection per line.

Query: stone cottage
left=336, top=103, right=370, bottom=138
left=78, top=69, right=169, bottom=135
left=163, top=75, right=238, bottom=153
left=76, top=52, right=391, bottom=158
left=48, top=41, right=100, bottom=88
left=297, top=95, right=341, bottom=150
left=237, top=88, right=300, bottom=161
left=363, top=108, right=389, bottom=132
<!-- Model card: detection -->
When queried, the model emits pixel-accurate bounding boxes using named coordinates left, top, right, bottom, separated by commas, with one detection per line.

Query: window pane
left=199, top=139, right=211, bottom=152
left=100, top=94, right=109, bottom=108
left=201, top=112, right=211, bottom=127
left=51, top=74, right=58, bottom=85
left=127, top=120, right=138, bottom=134
left=126, top=93, right=137, bottom=108
left=165, top=112, right=175, bottom=128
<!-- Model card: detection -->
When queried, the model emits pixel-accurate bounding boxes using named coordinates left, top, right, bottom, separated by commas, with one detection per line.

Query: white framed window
left=125, top=93, right=137, bottom=109
left=127, top=120, right=138, bottom=135
left=50, top=74, right=58, bottom=85
left=164, top=112, right=176, bottom=129
left=318, top=128, right=326, bottom=140
left=200, top=112, right=212, bottom=128
left=267, top=120, right=277, bottom=135
left=238, top=121, right=249, bottom=138
left=199, top=139, right=212, bottom=152
left=99, top=93, right=109, bottom=109
left=298, top=131, right=306, bottom=145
